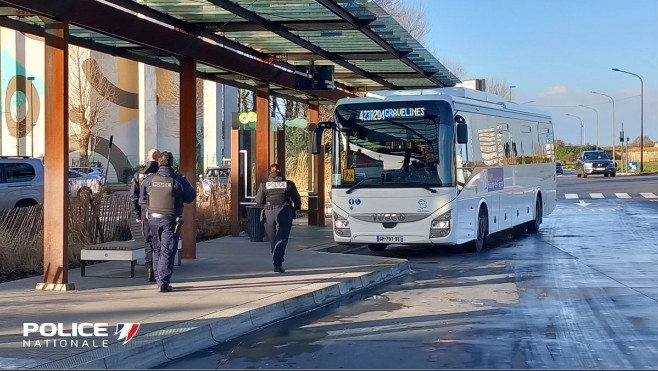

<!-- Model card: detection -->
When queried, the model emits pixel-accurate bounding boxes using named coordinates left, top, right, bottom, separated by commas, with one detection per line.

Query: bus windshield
left=332, top=100, right=455, bottom=190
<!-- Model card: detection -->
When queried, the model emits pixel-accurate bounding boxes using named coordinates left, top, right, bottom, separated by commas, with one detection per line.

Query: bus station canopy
left=0, top=0, right=460, bottom=103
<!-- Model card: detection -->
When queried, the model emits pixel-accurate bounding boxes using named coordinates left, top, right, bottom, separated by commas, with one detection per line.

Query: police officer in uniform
left=255, top=164, right=301, bottom=273
left=139, top=151, right=196, bottom=292
left=130, top=148, right=160, bottom=282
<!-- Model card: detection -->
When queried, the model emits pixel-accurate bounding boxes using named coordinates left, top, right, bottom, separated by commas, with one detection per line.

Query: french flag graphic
left=115, top=323, right=141, bottom=344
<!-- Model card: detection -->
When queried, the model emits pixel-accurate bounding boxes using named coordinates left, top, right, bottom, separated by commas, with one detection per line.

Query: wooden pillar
left=179, top=57, right=197, bottom=259
left=308, top=99, right=325, bottom=226
left=255, top=83, right=270, bottom=187
left=38, top=21, right=74, bottom=291
left=230, top=127, right=240, bottom=237
left=277, top=127, right=286, bottom=175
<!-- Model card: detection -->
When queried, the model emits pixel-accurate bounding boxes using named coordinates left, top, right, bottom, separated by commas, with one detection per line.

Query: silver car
left=576, top=150, right=616, bottom=178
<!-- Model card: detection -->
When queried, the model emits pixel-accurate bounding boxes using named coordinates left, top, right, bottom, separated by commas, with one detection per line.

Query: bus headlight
left=334, top=212, right=351, bottom=237
left=430, top=211, right=451, bottom=238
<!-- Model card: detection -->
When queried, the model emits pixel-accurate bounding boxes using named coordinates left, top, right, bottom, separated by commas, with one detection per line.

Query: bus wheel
left=368, top=244, right=387, bottom=252
left=468, top=208, right=488, bottom=252
left=527, top=198, right=542, bottom=233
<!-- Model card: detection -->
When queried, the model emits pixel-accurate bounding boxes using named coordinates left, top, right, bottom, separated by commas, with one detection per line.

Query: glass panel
left=332, top=101, right=455, bottom=189
left=4, top=163, right=36, bottom=183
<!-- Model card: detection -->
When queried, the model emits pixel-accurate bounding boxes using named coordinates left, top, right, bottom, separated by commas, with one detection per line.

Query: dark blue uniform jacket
left=139, top=166, right=196, bottom=217
left=130, top=161, right=159, bottom=219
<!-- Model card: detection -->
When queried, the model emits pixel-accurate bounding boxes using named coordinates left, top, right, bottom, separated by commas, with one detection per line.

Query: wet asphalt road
left=161, top=175, right=658, bottom=369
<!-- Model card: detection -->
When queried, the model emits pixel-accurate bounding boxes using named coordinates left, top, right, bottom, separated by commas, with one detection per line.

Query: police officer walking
left=130, top=148, right=160, bottom=282
left=139, top=151, right=196, bottom=292
left=255, top=163, right=301, bottom=273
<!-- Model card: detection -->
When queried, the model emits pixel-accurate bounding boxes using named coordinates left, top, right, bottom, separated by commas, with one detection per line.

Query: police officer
left=130, top=148, right=160, bottom=282
left=255, top=163, right=301, bottom=273
left=139, top=151, right=196, bottom=292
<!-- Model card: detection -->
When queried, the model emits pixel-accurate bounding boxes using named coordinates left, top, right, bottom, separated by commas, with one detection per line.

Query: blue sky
left=410, top=0, right=658, bottom=147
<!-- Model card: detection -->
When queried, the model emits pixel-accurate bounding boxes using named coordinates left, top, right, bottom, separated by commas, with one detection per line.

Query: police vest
left=264, top=180, right=289, bottom=206
left=148, top=174, right=182, bottom=215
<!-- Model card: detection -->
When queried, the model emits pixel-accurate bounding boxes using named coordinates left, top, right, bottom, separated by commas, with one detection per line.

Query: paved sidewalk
left=0, top=219, right=410, bottom=370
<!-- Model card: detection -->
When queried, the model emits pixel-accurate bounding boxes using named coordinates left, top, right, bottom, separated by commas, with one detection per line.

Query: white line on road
left=565, top=193, right=579, bottom=199
left=590, top=193, right=605, bottom=199
left=641, top=192, right=657, bottom=199
left=615, top=193, right=631, bottom=199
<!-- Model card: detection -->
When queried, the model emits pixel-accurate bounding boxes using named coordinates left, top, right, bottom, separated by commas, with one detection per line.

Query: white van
left=0, top=157, right=44, bottom=210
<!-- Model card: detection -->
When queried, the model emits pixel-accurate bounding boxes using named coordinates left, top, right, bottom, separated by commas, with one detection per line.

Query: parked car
left=0, top=156, right=43, bottom=210
left=70, top=166, right=106, bottom=184
left=68, top=169, right=103, bottom=196
left=201, top=166, right=230, bottom=198
left=556, top=161, right=564, bottom=174
left=576, top=150, right=616, bottom=178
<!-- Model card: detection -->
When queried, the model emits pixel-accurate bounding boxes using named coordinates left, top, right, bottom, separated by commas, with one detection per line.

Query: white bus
left=311, top=87, right=556, bottom=252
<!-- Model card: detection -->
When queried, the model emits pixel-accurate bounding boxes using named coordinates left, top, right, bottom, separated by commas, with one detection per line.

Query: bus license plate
left=377, top=236, right=403, bottom=243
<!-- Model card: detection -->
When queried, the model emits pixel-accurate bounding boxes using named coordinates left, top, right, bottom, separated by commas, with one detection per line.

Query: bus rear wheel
left=527, top=198, right=542, bottom=233
left=368, top=244, right=387, bottom=252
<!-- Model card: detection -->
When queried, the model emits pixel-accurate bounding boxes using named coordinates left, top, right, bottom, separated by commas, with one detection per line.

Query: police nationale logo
left=22, top=322, right=141, bottom=348
left=115, top=323, right=141, bottom=344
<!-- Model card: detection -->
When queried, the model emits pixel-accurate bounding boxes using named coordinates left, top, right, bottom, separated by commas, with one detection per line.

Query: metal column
left=255, top=83, right=270, bottom=188
left=308, top=99, right=325, bottom=226
left=39, top=20, right=74, bottom=291
left=230, top=126, right=240, bottom=237
left=179, top=57, right=197, bottom=259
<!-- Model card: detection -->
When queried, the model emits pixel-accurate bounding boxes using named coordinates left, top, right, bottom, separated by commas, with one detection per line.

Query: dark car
left=576, top=150, right=616, bottom=178
left=556, top=161, right=564, bottom=175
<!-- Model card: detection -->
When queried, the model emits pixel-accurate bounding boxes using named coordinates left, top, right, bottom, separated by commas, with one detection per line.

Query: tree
left=69, top=46, right=116, bottom=166
left=484, top=76, right=511, bottom=98
left=376, top=0, right=429, bottom=44
left=630, top=135, right=654, bottom=147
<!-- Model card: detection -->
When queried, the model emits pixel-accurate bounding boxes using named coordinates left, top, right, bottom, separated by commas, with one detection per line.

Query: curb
left=33, top=260, right=411, bottom=370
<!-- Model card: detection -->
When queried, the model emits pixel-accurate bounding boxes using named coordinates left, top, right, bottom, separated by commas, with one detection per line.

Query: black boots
left=147, top=267, right=156, bottom=283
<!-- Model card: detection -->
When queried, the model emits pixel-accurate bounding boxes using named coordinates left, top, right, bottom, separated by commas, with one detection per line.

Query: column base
left=35, top=283, right=76, bottom=291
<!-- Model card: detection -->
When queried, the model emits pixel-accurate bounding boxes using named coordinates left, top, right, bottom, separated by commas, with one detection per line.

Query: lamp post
left=612, top=68, right=644, bottom=172
left=566, top=113, right=584, bottom=150
left=509, top=85, right=516, bottom=101
left=27, top=76, right=35, bottom=158
left=578, top=104, right=599, bottom=150
left=590, top=91, right=616, bottom=164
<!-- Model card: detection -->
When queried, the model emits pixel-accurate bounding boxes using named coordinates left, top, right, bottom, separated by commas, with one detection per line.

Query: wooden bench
left=80, top=220, right=182, bottom=278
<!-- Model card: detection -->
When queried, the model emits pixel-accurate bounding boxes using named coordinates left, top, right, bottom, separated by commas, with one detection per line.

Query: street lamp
left=578, top=104, right=599, bottom=150
left=509, top=85, right=516, bottom=101
left=566, top=113, right=584, bottom=149
left=27, top=76, right=35, bottom=158
left=590, top=91, right=616, bottom=164
left=612, top=68, right=644, bottom=172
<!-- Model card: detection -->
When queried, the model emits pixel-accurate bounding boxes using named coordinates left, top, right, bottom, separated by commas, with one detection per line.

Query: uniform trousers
left=149, top=218, right=179, bottom=288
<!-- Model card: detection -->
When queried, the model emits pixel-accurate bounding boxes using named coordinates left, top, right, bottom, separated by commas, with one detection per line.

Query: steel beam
left=0, top=0, right=356, bottom=101
left=316, top=0, right=447, bottom=87
left=179, top=57, right=197, bottom=259
left=39, top=20, right=74, bottom=291
left=280, top=51, right=400, bottom=61
left=206, top=0, right=398, bottom=90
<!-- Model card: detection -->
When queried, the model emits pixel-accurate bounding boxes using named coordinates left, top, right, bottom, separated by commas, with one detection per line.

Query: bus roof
left=335, top=87, right=551, bottom=120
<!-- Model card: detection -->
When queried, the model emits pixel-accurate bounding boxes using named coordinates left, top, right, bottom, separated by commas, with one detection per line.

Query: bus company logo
left=115, top=323, right=140, bottom=344
left=22, top=322, right=141, bottom=348
left=372, top=213, right=406, bottom=222
left=417, top=199, right=428, bottom=211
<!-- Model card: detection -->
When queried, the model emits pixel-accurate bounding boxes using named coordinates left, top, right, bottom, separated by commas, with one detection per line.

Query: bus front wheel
left=467, top=207, right=488, bottom=253
left=368, top=244, right=387, bottom=252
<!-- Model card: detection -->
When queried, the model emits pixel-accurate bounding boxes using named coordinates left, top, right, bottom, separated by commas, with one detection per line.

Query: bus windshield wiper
left=345, top=178, right=368, bottom=194
left=420, top=185, right=438, bottom=193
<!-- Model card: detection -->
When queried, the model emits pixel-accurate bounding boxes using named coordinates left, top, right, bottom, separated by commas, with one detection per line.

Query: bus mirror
left=311, top=127, right=324, bottom=154
left=457, top=123, right=468, bottom=144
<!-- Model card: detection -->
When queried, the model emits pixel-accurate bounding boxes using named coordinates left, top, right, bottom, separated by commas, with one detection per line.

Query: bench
left=80, top=220, right=182, bottom=278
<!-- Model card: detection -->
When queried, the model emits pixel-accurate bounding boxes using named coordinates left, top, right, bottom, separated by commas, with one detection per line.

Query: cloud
left=540, top=85, right=568, bottom=95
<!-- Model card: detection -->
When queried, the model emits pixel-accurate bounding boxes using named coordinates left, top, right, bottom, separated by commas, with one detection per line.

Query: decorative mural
left=0, top=26, right=234, bottom=182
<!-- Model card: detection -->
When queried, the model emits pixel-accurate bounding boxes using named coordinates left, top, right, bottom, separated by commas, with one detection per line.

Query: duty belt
left=147, top=212, right=177, bottom=220
left=264, top=203, right=284, bottom=210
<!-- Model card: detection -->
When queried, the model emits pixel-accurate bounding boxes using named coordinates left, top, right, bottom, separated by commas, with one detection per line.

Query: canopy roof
left=0, top=0, right=460, bottom=103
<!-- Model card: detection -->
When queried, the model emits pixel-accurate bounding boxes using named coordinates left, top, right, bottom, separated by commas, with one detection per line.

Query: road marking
left=565, top=193, right=579, bottom=199
left=615, top=193, right=631, bottom=199
left=641, top=192, right=657, bottom=199
left=590, top=193, right=604, bottom=199
left=574, top=200, right=591, bottom=207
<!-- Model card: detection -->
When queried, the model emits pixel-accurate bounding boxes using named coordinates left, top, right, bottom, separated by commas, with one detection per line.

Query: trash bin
left=245, top=205, right=265, bottom=242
